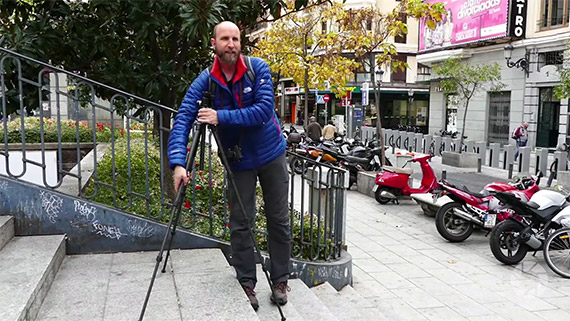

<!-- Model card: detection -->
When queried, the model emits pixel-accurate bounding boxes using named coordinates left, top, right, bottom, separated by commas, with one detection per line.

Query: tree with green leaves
left=433, top=57, right=504, bottom=152
left=0, top=0, right=325, bottom=194
left=338, top=0, right=445, bottom=164
left=253, top=0, right=361, bottom=125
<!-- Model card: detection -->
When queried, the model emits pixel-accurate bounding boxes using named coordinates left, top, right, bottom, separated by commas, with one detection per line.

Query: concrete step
left=338, top=283, right=389, bottom=321
left=255, top=265, right=304, bottom=321
left=171, top=249, right=260, bottom=321
left=287, top=279, right=339, bottom=321
left=310, top=282, right=363, bottom=320
left=0, top=234, right=66, bottom=321
left=36, top=248, right=260, bottom=321
left=0, top=215, right=15, bottom=250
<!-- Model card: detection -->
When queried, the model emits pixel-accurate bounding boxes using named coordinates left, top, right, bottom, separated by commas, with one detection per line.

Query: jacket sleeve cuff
left=169, top=159, right=187, bottom=170
left=217, top=110, right=229, bottom=124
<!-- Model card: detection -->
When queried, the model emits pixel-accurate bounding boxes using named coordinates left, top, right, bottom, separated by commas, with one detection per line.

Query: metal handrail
left=0, top=48, right=345, bottom=262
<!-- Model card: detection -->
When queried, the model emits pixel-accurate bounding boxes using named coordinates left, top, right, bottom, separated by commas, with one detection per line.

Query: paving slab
left=344, top=185, right=570, bottom=320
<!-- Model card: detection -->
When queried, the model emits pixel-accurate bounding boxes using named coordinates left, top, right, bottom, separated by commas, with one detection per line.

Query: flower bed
left=0, top=117, right=148, bottom=143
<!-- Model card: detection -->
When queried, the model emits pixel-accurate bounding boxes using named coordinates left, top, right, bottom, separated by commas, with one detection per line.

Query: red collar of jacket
left=210, top=55, right=248, bottom=86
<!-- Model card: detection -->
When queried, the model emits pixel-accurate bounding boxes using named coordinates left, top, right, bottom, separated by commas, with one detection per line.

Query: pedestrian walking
left=512, top=121, right=528, bottom=161
left=322, top=120, right=337, bottom=140
left=306, top=116, right=322, bottom=142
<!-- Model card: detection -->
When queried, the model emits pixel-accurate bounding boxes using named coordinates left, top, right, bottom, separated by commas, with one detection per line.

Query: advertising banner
left=419, top=0, right=510, bottom=52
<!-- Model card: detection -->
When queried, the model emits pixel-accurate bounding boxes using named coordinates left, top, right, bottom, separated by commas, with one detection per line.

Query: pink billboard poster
left=419, top=0, right=510, bottom=51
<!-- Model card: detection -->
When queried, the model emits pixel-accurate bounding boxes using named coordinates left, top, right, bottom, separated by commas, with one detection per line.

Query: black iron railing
left=0, top=47, right=346, bottom=261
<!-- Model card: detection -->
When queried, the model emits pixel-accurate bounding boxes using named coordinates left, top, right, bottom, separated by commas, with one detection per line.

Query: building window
left=391, top=55, right=407, bottom=82
left=321, top=21, right=327, bottom=33
left=417, top=64, right=431, bottom=82
left=538, top=50, right=565, bottom=68
left=394, top=13, right=407, bottom=43
left=541, top=0, right=569, bottom=29
left=366, top=19, right=372, bottom=31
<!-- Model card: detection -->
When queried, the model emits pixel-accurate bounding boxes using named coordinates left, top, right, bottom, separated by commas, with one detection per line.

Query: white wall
left=0, top=151, right=58, bottom=187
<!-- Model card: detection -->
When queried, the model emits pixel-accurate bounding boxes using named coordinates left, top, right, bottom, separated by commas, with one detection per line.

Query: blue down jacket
left=168, top=55, right=285, bottom=171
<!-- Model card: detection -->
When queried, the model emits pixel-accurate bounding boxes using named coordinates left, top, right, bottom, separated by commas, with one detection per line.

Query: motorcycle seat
left=346, top=155, right=369, bottom=164
left=524, top=201, right=540, bottom=209
left=461, top=185, right=488, bottom=199
left=383, top=166, right=413, bottom=175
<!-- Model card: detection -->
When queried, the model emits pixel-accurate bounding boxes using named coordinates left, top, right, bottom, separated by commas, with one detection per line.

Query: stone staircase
left=0, top=215, right=386, bottom=321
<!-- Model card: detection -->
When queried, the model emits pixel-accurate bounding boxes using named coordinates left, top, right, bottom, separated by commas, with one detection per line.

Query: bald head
left=213, top=21, right=240, bottom=39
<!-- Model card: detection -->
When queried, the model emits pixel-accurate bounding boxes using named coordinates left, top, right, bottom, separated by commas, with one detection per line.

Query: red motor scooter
left=373, top=154, right=439, bottom=204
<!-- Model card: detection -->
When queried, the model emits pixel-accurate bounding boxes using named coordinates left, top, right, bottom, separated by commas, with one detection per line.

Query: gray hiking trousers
left=228, top=152, right=291, bottom=288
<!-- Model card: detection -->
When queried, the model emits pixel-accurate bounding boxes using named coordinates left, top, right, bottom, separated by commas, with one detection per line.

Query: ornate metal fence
left=0, top=47, right=345, bottom=261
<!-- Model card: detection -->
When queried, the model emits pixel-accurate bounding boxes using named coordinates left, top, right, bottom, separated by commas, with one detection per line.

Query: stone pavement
left=344, top=190, right=570, bottom=321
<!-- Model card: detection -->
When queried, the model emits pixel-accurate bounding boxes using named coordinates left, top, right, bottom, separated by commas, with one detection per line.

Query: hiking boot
left=242, top=285, right=259, bottom=311
left=270, top=281, right=290, bottom=305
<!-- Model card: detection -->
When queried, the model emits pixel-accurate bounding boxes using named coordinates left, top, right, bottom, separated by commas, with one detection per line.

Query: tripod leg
left=162, top=126, right=204, bottom=272
left=209, top=125, right=287, bottom=321
left=139, top=124, right=204, bottom=321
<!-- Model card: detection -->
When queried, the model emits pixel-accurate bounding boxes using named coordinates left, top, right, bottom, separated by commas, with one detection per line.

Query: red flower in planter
left=195, top=185, right=202, bottom=190
left=184, top=201, right=191, bottom=209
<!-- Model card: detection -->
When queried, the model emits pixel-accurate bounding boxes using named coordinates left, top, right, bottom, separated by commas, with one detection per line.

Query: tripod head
left=195, top=91, right=214, bottom=171
left=200, top=91, right=213, bottom=110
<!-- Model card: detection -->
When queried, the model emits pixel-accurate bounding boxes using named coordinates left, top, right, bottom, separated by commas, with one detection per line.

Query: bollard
left=408, top=132, right=416, bottom=152
left=466, top=140, right=474, bottom=153
left=442, top=137, right=452, bottom=153
left=508, top=163, right=513, bottom=179
left=503, top=144, right=515, bottom=170
left=477, top=158, right=482, bottom=173
left=424, top=135, right=433, bottom=154
left=547, top=158, right=558, bottom=187
left=476, top=141, right=487, bottom=165
left=489, top=143, right=500, bottom=168
left=434, top=136, right=442, bottom=156
left=520, top=146, right=531, bottom=173
left=452, top=138, right=461, bottom=152
left=415, top=133, right=423, bottom=153
left=536, top=148, right=549, bottom=176
left=555, top=151, right=568, bottom=172
left=442, top=170, right=446, bottom=180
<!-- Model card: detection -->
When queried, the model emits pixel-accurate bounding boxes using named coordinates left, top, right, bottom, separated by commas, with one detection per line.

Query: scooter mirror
left=512, top=176, right=520, bottom=182
left=554, top=185, right=563, bottom=191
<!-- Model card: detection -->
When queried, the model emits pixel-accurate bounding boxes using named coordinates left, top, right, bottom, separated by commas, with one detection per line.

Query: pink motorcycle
left=432, top=175, right=541, bottom=242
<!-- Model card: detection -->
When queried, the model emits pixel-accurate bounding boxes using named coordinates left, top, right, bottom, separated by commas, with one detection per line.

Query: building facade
left=249, top=0, right=431, bottom=132
left=418, top=0, right=569, bottom=149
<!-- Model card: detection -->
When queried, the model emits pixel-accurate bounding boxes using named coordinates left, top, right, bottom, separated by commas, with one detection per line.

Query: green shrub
left=85, top=139, right=337, bottom=261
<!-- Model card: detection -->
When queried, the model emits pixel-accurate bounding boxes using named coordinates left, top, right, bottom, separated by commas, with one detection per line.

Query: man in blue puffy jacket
left=168, top=21, right=290, bottom=310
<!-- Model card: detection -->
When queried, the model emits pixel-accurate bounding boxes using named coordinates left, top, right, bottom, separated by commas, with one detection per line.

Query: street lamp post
left=504, top=43, right=529, bottom=77
left=374, top=69, right=386, bottom=165
left=408, top=89, right=415, bottom=127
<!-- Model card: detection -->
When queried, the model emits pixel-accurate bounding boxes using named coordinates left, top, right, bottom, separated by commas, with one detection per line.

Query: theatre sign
left=419, top=0, right=528, bottom=52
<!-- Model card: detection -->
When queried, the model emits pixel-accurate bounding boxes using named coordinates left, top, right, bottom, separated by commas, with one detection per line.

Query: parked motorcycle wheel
left=490, top=220, right=528, bottom=265
left=374, top=187, right=392, bottom=204
left=543, top=227, right=570, bottom=278
left=435, top=202, right=474, bottom=242
left=289, top=157, right=307, bottom=175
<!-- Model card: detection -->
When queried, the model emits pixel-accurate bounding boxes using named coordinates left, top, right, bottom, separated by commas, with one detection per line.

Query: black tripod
left=139, top=92, right=286, bottom=321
